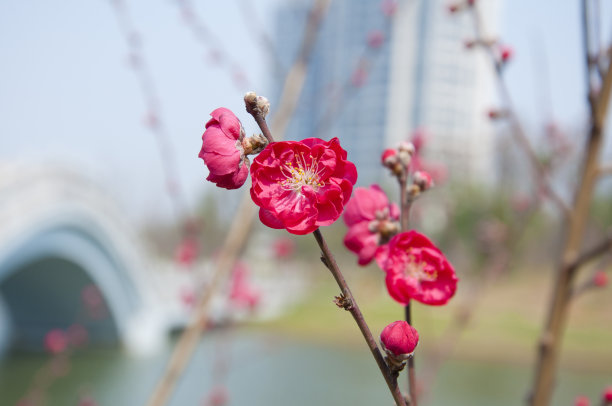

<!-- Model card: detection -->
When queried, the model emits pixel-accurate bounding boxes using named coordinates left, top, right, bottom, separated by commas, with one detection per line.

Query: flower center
left=404, top=255, right=437, bottom=282
left=279, top=153, right=324, bottom=193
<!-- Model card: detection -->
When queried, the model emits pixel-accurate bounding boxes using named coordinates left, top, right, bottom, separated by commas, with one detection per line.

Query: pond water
left=0, top=329, right=609, bottom=405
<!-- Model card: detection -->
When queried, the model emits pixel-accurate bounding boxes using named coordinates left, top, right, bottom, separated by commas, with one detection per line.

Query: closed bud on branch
left=380, top=321, right=419, bottom=372
left=244, top=91, right=270, bottom=118
left=242, top=133, right=268, bottom=155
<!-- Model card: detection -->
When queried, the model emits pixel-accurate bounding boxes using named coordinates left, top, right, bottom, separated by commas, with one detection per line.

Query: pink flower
left=272, top=237, right=296, bottom=259
left=44, top=329, right=68, bottom=354
left=203, top=385, right=229, bottom=406
left=602, top=386, right=612, bottom=403
left=499, top=44, right=514, bottom=62
left=351, top=66, right=368, bottom=87
left=199, top=108, right=250, bottom=189
left=376, top=231, right=458, bottom=305
left=174, top=236, right=199, bottom=267
left=229, top=263, right=260, bottom=311
left=367, top=30, right=385, bottom=49
left=343, top=185, right=399, bottom=265
left=594, top=271, right=608, bottom=288
left=381, top=0, right=398, bottom=17
left=380, top=320, right=419, bottom=357
left=575, top=396, right=590, bottom=406
left=250, top=137, right=357, bottom=235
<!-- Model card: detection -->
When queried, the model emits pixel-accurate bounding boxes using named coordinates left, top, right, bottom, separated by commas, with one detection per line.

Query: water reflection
left=0, top=330, right=608, bottom=405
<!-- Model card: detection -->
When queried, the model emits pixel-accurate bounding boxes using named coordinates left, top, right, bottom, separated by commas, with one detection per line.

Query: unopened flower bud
left=413, top=171, right=433, bottom=192
left=380, top=320, right=419, bottom=359
left=398, top=141, right=415, bottom=155
left=244, top=91, right=270, bottom=118
left=242, top=133, right=268, bottom=155
left=381, top=148, right=398, bottom=166
left=499, top=44, right=514, bottom=63
left=602, top=386, right=612, bottom=404
left=593, top=271, right=608, bottom=288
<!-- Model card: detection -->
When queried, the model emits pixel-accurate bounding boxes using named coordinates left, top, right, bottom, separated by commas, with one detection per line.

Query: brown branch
left=528, top=5, right=612, bottom=404
left=398, top=174, right=417, bottom=406
left=568, top=229, right=612, bottom=274
left=313, top=229, right=407, bottom=406
left=145, top=2, right=332, bottom=405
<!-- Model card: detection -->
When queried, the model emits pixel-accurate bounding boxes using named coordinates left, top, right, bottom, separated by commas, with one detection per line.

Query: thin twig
left=568, top=229, right=612, bottom=274
left=469, top=5, right=571, bottom=217
left=398, top=175, right=417, bottom=406
left=313, top=229, right=407, bottom=406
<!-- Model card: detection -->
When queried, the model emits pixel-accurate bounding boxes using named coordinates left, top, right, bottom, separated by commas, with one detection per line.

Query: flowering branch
left=527, top=3, right=612, bottom=404
left=467, top=3, right=570, bottom=217
left=313, top=229, right=407, bottom=406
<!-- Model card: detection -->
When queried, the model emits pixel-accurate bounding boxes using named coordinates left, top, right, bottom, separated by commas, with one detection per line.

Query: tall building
left=386, top=0, right=499, bottom=185
left=273, top=0, right=499, bottom=186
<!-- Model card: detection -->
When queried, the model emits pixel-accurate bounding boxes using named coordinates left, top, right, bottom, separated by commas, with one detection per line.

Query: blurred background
left=0, top=0, right=611, bottom=405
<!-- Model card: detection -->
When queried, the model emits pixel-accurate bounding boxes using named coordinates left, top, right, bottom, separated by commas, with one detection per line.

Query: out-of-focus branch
left=109, top=0, right=188, bottom=220
left=568, top=229, right=612, bottom=274
left=145, top=2, right=332, bottom=405
left=175, top=0, right=253, bottom=91
left=235, top=0, right=285, bottom=80
left=597, top=163, right=612, bottom=177
left=469, top=5, right=571, bottom=217
left=528, top=1, right=612, bottom=403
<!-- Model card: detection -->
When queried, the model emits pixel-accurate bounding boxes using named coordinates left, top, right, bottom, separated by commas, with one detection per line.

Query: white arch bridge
left=0, top=164, right=169, bottom=355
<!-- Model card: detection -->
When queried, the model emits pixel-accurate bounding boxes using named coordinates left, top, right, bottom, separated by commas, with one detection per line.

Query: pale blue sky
left=0, top=0, right=610, bottom=223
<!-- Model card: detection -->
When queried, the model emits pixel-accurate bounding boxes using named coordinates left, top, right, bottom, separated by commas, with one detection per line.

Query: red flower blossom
left=376, top=231, right=458, bottom=305
left=602, top=386, right=612, bottom=403
left=250, top=137, right=357, bottom=235
left=343, top=185, right=399, bottom=265
left=199, top=108, right=250, bottom=189
left=380, top=320, right=419, bottom=357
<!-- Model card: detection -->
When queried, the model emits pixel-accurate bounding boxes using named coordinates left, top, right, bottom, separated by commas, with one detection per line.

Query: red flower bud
left=500, top=44, right=514, bottom=62
left=381, top=148, right=398, bottom=165
left=380, top=320, right=419, bottom=357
